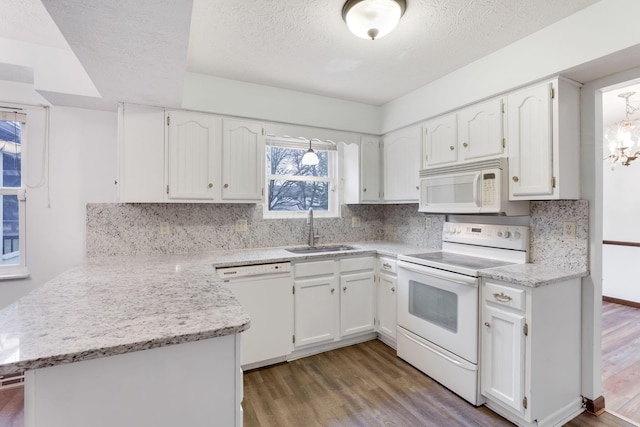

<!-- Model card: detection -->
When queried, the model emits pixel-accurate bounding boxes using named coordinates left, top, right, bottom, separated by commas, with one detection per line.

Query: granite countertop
left=0, top=240, right=588, bottom=376
left=479, top=263, right=589, bottom=287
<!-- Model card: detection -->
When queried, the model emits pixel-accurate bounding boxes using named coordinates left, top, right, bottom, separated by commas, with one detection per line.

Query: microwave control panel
left=481, top=172, right=497, bottom=207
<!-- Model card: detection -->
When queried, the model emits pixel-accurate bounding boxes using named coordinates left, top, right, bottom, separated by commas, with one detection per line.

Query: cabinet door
left=166, top=111, right=221, bottom=201
left=294, top=275, right=339, bottom=347
left=360, top=136, right=381, bottom=202
left=459, top=98, right=504, bottom=161
left=377, top=271, right=397, bottom=340
left=224, top=276, right=293, bottom=366
left=383, top=126, right=421, bottom=202
left=118, top=104, right=166, bottom=202
left=423, top=114, right=457, bottom=168
left=481, top=305, right=526, bottom=415
left=507, top=82, right=553, bottom=198
left=221, top=118, right=265, bottom=201
left=340, top=271, right=375, bottom=337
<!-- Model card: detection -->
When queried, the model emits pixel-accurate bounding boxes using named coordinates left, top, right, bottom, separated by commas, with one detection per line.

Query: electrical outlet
left=425, top=217, right=432, bottom=229
left=159, top=222, right=170, bottom=235
left=235, top=219, right=248, bottom=232
left=351, top=217, right=361, bottom=228
left=563, top=221, right=576, bottom=239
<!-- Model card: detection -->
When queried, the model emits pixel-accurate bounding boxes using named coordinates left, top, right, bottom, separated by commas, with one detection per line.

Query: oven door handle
left=398, top=261, right=477, bottom=287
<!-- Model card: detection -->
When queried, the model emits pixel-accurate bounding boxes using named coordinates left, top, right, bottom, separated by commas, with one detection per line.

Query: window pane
left=1, top=195, right=19, bottom=265
left=266, top=146, right=328, bottom=178
left=267, top=179, right=329, bottom=211
left=0, top=121, right=22, bottom=188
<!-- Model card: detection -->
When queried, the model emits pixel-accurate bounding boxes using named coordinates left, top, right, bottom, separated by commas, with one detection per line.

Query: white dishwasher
left=216, top=262, right=293, bottom=370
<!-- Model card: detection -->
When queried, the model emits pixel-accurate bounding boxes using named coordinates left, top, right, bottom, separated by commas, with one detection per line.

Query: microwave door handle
left=474, top=172, right=482, bottom=207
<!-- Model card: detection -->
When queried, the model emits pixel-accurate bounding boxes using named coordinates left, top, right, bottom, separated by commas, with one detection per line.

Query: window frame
left=0, top=109, right=28, bottom=280
left=263, top=137, right=339, bottom=219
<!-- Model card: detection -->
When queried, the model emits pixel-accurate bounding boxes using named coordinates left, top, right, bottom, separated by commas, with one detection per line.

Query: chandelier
left=605, top=91, right=640, bottom=167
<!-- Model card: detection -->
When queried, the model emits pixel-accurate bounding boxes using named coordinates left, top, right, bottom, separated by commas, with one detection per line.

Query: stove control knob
left=513, top=231, right=521, bottom=239
left=497, top=231, right=503, bottom=237
left=504, top=231, right=511, bottom=238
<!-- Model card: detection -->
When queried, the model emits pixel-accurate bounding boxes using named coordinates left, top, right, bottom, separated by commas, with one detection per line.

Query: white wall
left=0, top=86, right=118, bottom=308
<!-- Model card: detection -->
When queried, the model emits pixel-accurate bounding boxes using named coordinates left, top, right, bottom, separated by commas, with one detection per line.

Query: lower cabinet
left=480, top=278, right=582, bottom=426
left=376, top=256, right=397, bottom=344
left=294, top=256, right=375, bottom=349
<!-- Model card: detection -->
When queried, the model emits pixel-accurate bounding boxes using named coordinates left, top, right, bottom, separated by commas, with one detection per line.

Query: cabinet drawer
left=294, top=260, right=336, bottom=278
left=377, top=257, right=397, bottom=274
left=484, top=282, right=525, bottom=311
left=340, top=256, right=375, bottom=273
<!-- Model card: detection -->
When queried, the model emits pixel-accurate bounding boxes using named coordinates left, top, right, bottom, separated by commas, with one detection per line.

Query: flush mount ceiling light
left=342, top=0, right=407, bottom=40
left=605, top=91, right=640, bottom=168
left=301, top=139, right=320, bottom=166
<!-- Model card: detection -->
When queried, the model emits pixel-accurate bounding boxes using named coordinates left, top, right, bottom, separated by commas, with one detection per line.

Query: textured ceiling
left=2, top=0, right=602, bottom=109
left=187, top=0, right=600, bottom=106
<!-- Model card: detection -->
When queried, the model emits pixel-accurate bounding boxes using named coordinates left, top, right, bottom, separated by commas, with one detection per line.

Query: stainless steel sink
left=285, top=245, right=357, bottom=254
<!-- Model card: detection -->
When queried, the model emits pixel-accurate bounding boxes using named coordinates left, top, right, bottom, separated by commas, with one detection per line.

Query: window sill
left=0, top=268, right=30, bottom=281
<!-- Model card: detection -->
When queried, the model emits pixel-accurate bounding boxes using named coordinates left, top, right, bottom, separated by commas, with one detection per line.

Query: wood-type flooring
left=602, top=301, right=640, bottom=423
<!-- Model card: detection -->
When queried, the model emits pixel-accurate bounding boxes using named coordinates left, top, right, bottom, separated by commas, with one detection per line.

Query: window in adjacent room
left=0, top=109, right=27, bottom=279
left=264, top=137, right=338, bottom=218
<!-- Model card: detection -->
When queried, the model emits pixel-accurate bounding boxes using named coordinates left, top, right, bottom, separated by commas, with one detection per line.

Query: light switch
left=425, top=217, right=432, bottom=229
left=351, top=217, right=361, bottom=228
left=159, top=222, right=170, bottom=235
left=235, top=219, right=248, bottom=232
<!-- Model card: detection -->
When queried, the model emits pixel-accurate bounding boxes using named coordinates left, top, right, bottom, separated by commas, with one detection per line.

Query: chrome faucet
left=307, top=208, right=316, bottom=247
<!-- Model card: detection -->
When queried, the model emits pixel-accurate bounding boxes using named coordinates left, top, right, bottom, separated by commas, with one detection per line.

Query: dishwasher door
left=219, top=264, right=293, bottom=369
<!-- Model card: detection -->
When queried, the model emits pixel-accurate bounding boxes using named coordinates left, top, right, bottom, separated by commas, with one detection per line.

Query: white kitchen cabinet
left=480, top=278, right=582, bottom=426
left=293, top=257, right=375, bottom=349
left=458, top=97, right=505, bottom=162
left=341, top=136, right=382, bottom=204
left=294, top=260, right=340, bottom=347
left=166, top=110, right=221, bottom=201
left=383, top=125, right=421, bottom=202
left=339, top=258, right=375, bottom=336
left=507, top=77, right=580, bottom=200
left=376, top=256, right=397, bottom=345
left=118, top=103, right=166, bottom=202
left=221, top=118, right=265, bottom=201
left=423, top=113, right=457, bottom=168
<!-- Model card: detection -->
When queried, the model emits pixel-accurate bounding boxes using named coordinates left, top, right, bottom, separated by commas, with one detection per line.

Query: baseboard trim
left=584, top=395, right=606, bottom=416
left=603, top=296, right=640, bottom=309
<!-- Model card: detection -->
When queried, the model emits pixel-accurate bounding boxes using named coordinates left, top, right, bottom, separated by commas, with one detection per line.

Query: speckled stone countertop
left=479, top=263, right=588, bottom=287
left=0, top=241, right=586, bottom=376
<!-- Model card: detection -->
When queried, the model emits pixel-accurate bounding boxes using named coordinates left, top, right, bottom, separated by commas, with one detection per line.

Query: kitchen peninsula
left=0, top=255, right=250, bottom=427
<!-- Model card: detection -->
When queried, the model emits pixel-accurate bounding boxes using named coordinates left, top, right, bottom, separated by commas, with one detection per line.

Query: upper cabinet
left=221, top=119, right=265, bottom=202
left=458, top=97, right=505, bottom=162
left=423, top=97, right=505, bottom=169
left=342, top=135, right=382, bottom=204
left=423, top=114, right=457, bottom=168
left=166, top=110, right=221, bottom=201
left=118, top=104, right=264, bottom=204
left=383, top=125, right=421, bottom=202
left=507, top=78, right=580, bottom=200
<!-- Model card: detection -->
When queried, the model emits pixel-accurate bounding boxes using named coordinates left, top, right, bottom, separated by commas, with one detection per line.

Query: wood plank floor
left=602, top=301, right=640, bottom=423
left=243, top=339, right=636, bottom=427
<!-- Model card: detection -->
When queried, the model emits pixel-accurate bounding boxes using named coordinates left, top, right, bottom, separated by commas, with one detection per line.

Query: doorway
left=601, top=81, right=640, bottom=423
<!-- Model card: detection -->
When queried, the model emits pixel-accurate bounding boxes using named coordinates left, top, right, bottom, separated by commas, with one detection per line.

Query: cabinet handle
left=363, top=188, right=367, bottom=192
left=463, top=142, right=468, bottom=148
left=512, top=176, right=519, bottom=183
left=224, top=183, right=229, bottom=188
left=484, top=322, right=491, bottom=327
left=493, top=292, right=513, bottom=302
left=391, top=287, right=395, bottom=292
left=416, top=186, right=419, bottom=190
left=449, top=145, right=455, bottom=151
left=343, top=286, right=347, bottom=292
left=331, top=288, right=335, bottom=294
left=208, top=183, right=213, bottom=188
left=383, top=263, right=392, bottom=269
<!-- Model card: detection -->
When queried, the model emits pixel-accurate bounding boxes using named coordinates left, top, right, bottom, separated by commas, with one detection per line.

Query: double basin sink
left=285, top=245, right=358, bottom=254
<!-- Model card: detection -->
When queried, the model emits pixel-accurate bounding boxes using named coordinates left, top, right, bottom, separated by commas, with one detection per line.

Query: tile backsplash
left=87, top=200, right=589, bottom=271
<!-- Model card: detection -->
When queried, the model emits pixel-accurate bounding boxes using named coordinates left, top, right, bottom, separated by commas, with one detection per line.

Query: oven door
left=397, top=260, right=479, bottom=364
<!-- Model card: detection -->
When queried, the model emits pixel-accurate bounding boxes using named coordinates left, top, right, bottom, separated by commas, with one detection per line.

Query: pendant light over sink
left=301, top=139, right=319, bottom=166
left=342, top=0, right=407, bottom=40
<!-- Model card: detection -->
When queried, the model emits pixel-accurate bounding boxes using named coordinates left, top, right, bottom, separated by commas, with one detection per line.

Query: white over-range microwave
left=418, top=158, right=529, bottom=215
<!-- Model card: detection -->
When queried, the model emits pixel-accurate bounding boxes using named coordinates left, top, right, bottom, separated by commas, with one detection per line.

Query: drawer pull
left=383, top=263, right=392, bottom=269
left=493, top=292, right=513, bottom=303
